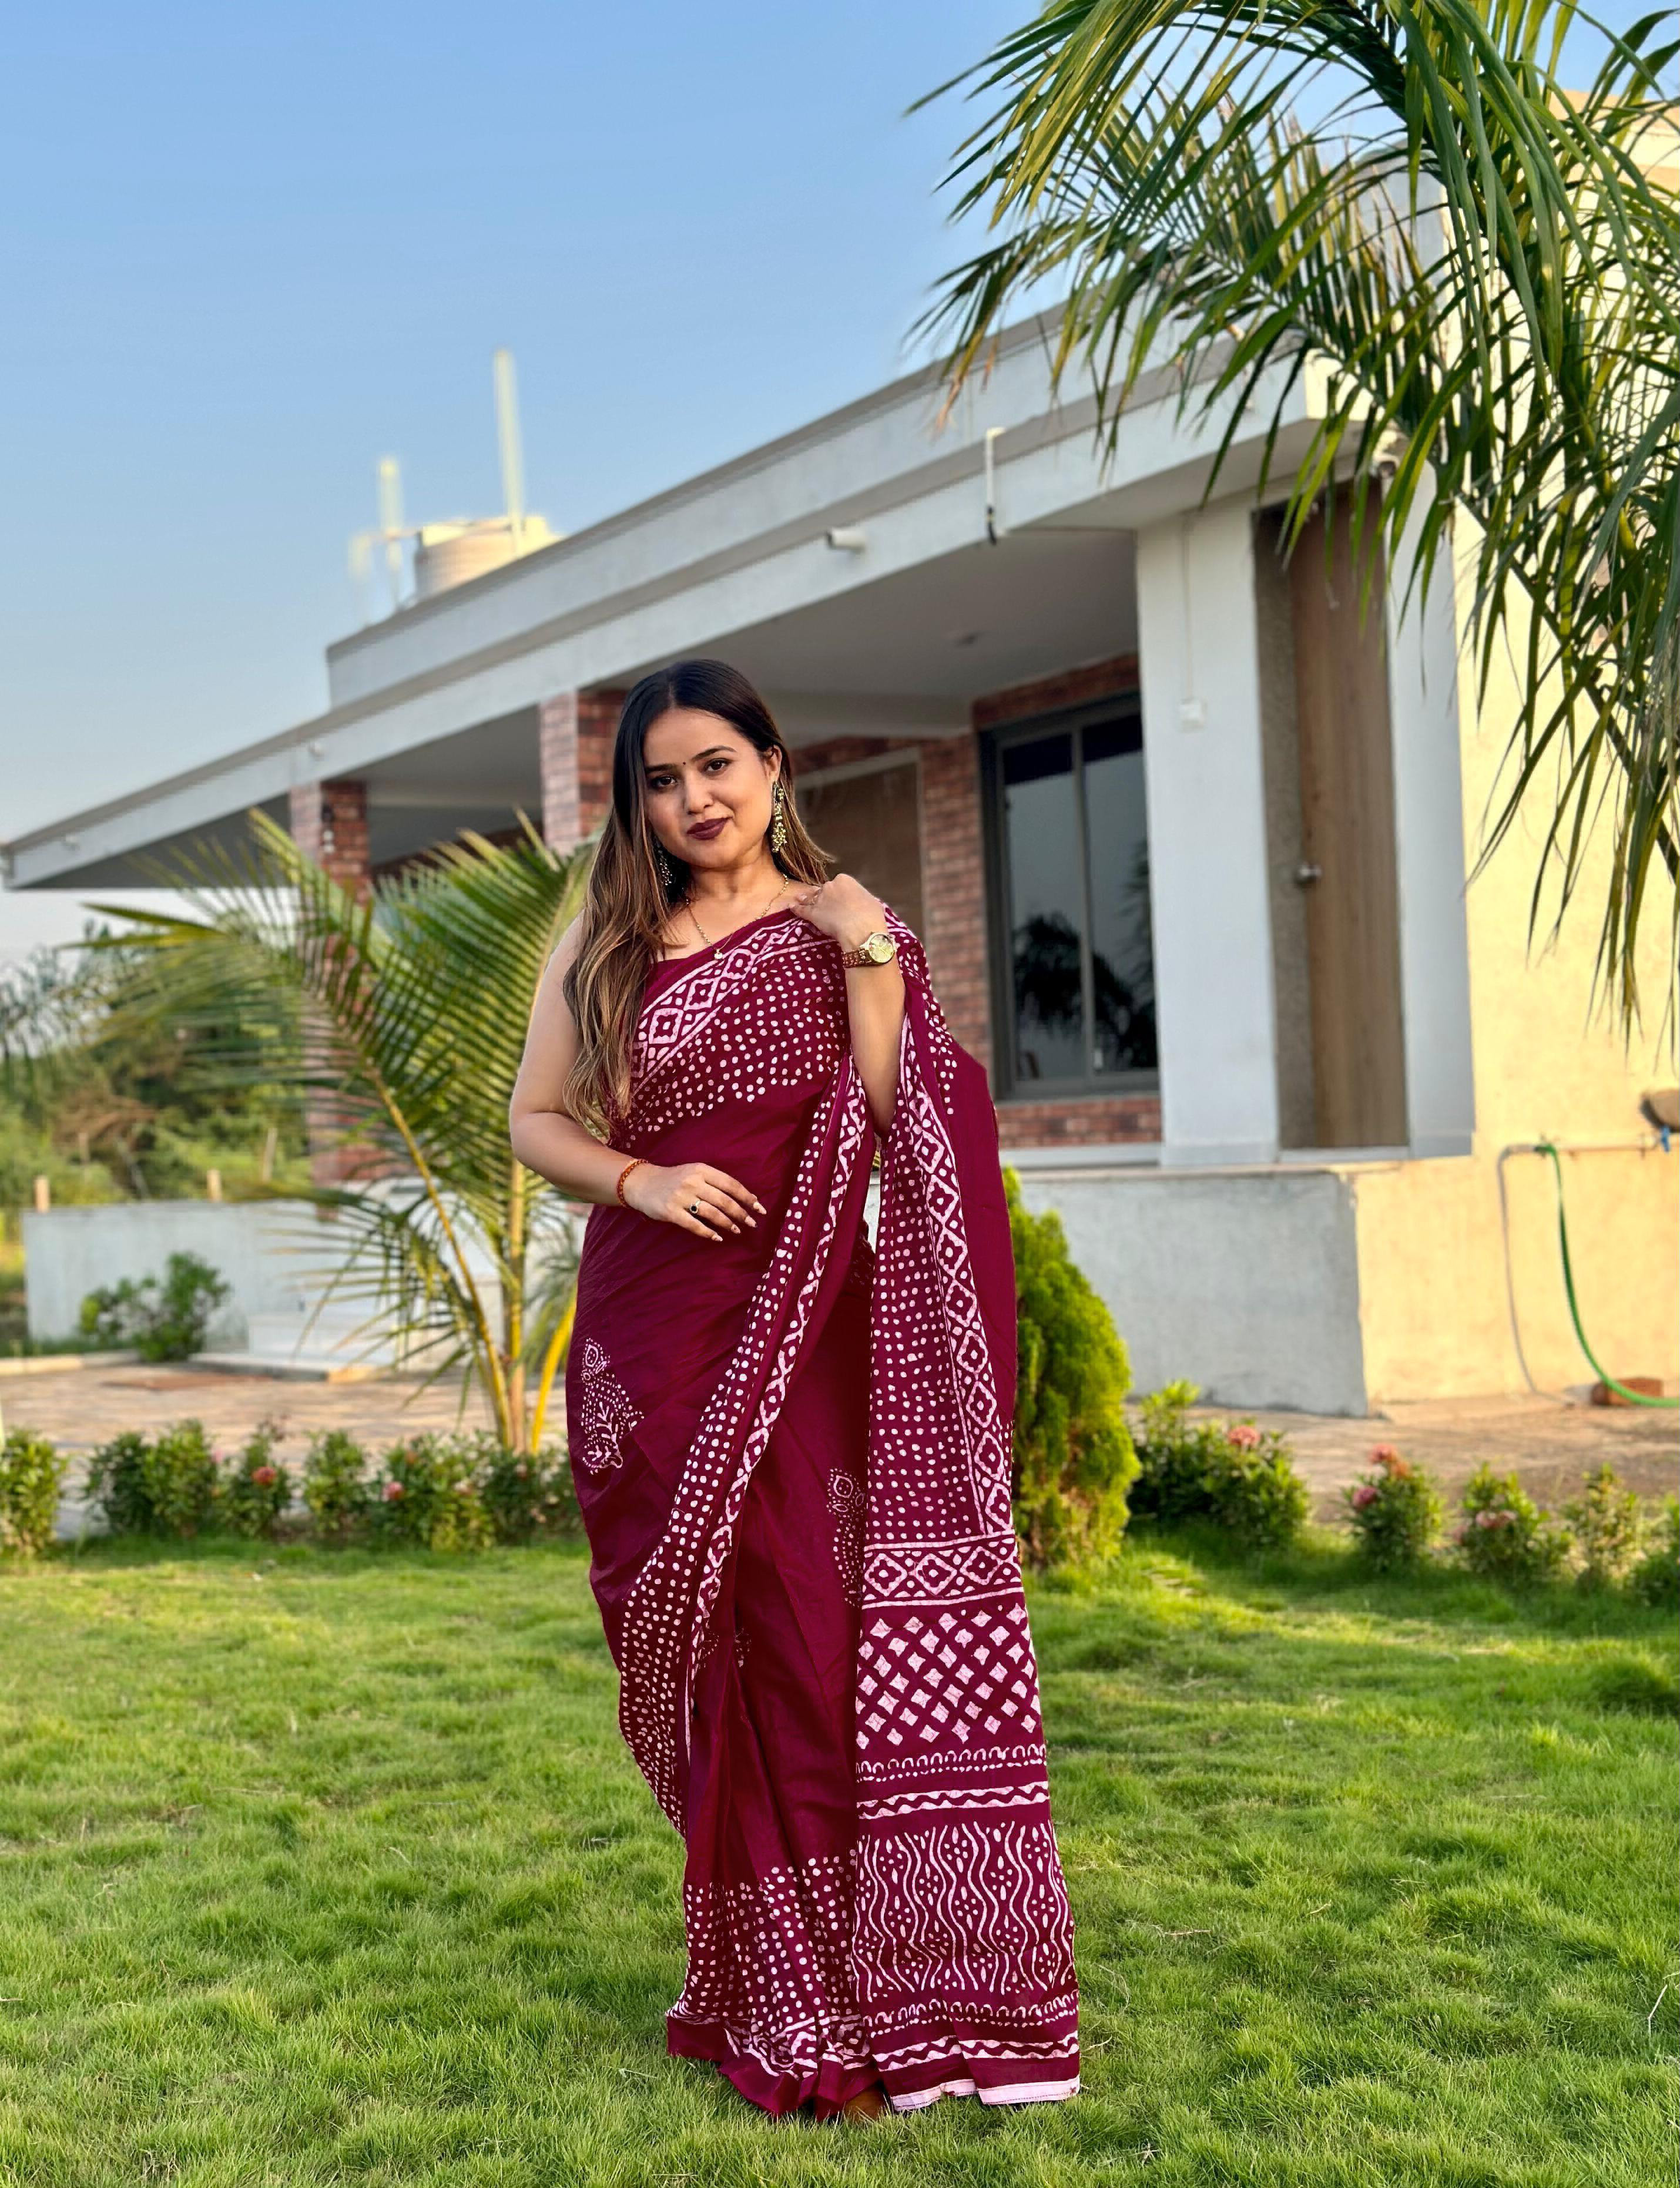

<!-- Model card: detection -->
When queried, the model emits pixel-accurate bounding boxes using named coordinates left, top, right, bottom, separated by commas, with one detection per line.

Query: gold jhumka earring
left=769, top=780, right=789, bottom=858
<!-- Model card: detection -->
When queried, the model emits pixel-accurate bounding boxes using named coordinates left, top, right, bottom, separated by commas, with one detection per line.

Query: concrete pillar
left=1384, top=506, right=1475, bottom=1156
left=1135, top=498, right=1282, bottom=1166
left=288, top=778, right=371, bottom=899
left=539, top=690, right=622, bottom=854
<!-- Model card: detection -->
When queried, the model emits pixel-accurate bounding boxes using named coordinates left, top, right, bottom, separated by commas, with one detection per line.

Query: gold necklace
left=685, top=875, right=789, bottom=958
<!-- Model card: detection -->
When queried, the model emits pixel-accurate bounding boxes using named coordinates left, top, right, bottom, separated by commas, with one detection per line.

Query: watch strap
left=839, top=929, right=897, bottom=969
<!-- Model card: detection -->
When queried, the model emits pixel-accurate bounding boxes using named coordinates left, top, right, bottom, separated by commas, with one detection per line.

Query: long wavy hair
left=561, top=659, right=830, bottom=1136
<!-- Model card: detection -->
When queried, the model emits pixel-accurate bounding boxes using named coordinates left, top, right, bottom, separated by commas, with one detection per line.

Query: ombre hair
left=561, top=660, right=830, bottom=1135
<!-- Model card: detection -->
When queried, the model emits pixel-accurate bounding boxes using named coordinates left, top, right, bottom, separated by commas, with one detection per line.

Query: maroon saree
left=565, top=907, right=1079, bottom=2115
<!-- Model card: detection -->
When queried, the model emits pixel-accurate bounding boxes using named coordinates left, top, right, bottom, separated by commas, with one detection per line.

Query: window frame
left=980, top=694, right=1159, bottom=1102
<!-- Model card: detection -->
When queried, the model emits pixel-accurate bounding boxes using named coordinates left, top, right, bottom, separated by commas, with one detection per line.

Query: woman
left=509, top=659, right=1078, bottom=2120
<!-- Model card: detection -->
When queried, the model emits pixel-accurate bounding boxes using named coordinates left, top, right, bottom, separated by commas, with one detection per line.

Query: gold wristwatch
left=840, top=929, right=897, bottom=969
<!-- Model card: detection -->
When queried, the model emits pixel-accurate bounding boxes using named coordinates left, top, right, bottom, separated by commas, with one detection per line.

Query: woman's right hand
left=621, top=1161, right=766, bottom=1239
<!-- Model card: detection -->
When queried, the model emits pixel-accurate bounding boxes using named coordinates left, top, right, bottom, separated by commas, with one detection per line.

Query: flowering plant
left=1343, top=1444, right=1442, bottom=1570
left=1454, top=1464, right=1571, bottom=1583
left=220, top=1420, right=292, bottom=1540
left=475, top=1437, right=576, bottom=1545
left=373, top=1435, right=493, bottom=1552
left=1131, top=1383, right=1309, bottom=1550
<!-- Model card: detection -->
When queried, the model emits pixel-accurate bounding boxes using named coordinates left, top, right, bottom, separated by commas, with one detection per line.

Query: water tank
left=413, top=516, right=555, bottom=599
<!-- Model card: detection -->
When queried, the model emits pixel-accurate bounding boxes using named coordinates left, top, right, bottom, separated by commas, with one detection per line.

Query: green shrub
left=373, top=1436, right=492, bottom=1553
left=1006, top=1171, right=1138, bottom=1568
left=429, top=1479, right=495, bottom=1554
left=1131, top=1381, right=1310, bottom=1551
left=302, top=1429, right=370, bottom=1543
left=85, top=1429, right=154, bottom=1535
left=1629, top=1498, right=1680, bottom=1608
left=0, top=1428, right=68, bottom=1555
left=1344, top=1444, right=1443, bottom=1570
left=1454, top=1464, right=1571, bottom=1583
left=472, top=1437, right=576, bottom=1545
left=78, top=1252, right=231, bottom=1363
left=140, top=1420, right=220, bottom=1537
left=219, top=1420, right=291, bottom=1540
left=1562, top=1465, right=1642, bottom=1590
left=86, top=1420, right=219, bottom=1538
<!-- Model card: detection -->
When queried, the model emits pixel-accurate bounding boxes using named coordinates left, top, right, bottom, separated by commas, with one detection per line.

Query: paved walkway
left=1181, top=1390, right=1677, bottom=1518
left=5, top=1359, right=1673, bottom=1529
left=1, top=1360, right=496, bottom=1456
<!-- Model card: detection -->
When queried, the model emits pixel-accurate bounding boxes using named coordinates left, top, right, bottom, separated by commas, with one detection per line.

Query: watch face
left=864, top=932, right=894, bottom=962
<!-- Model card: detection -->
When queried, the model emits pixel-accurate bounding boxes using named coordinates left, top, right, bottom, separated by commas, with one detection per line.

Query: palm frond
left=86, top=813, right=592, bottom=1447
left=920, top=0, right=1679, bottom=1025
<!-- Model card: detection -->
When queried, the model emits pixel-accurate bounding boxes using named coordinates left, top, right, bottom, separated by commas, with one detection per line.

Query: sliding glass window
left=985, top=705, right=1157, bottom=1095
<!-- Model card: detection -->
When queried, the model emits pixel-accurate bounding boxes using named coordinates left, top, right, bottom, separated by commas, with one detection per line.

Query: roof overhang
left=5, top=317, right=1330, bottom=890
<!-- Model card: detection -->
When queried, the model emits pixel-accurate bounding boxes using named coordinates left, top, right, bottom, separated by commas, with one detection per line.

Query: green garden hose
left=1535, top=1139, right=1679, bottom=1409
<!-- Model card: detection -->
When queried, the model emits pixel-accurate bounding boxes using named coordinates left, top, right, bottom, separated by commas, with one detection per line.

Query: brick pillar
left=920, top=734, right=992, bottom=1075
left=539, top=689, right=623, bottom=853
left=288, top=778, right=371, bottom=900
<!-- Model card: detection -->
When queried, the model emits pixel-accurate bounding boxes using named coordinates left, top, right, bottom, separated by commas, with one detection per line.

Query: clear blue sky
left=0, top=1, right=1021, bottom=959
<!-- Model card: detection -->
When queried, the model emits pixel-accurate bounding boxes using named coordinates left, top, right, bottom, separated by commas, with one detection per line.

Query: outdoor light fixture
left=825, top=526, right=867, bottom=552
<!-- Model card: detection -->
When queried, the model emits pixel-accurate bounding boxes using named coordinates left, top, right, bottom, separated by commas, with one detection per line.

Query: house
left=6, top=316, right=1674, bottom=1411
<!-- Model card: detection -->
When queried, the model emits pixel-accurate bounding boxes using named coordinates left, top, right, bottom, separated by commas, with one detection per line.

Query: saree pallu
left=565, top=907, right=1078, bottom=2115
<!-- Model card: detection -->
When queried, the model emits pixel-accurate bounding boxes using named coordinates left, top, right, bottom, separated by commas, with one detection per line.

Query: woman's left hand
left=788, top=874, right=888, bottom=955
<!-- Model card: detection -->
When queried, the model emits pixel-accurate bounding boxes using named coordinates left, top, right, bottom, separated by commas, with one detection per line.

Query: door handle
left=1294, top=862, right=1323, bottom=886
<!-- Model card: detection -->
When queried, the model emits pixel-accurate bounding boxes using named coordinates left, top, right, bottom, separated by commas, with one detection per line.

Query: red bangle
left=615, top=1157, right=647, bottom=1207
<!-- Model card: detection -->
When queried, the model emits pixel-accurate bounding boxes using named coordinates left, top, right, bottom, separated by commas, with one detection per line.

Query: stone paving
left=4, top=1357, right=1673, bottom=1529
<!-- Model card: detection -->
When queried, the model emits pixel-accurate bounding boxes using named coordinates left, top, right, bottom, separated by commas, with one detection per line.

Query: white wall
left=24, top=1201, right=331, bottom=1347
left=1135, top=496, right=1282, bottom=1165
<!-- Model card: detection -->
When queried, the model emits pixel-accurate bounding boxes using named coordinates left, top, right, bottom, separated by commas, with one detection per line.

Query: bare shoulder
left=546, top=915, right=588, bottom=985
left=530, top=917, right=587, bottom=1039
left=554, top=913, right=586, bottom=964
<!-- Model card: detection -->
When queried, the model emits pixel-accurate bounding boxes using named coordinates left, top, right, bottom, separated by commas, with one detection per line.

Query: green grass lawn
left=0, top=1533, right=1673, bottom=2187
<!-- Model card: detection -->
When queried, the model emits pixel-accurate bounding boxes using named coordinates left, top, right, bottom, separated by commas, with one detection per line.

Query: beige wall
left=1351, top=1143, right=1677, bottom=1401
left=1351, top=537, right=1677, bottom=1402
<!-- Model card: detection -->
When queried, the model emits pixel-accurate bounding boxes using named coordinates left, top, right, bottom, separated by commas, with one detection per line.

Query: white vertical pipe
left=494, top=348, right=525, bottom=549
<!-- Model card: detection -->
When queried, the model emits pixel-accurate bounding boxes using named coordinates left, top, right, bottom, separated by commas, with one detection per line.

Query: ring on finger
left=689, top=1201, right=700, bottom=1215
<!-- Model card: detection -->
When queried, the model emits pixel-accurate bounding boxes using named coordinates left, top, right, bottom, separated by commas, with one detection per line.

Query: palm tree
left=920, top=0, right=1678, bottom=1025
left=91, top=814, right=589, bottom=1452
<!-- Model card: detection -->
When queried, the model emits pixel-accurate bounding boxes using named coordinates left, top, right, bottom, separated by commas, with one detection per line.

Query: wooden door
left=1288, top=497, right=1409, bottom=1147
